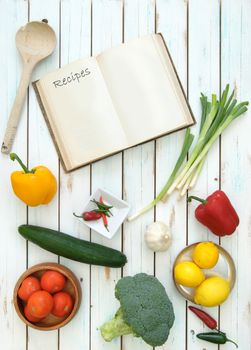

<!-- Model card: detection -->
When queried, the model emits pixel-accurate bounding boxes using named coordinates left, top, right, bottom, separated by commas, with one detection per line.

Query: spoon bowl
left=16, top=20, right=56, bottom=63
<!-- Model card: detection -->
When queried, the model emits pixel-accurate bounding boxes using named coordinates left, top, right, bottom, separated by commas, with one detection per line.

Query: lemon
left=193, top=241, right=219, bottom=269
left=194, top=276, right=230, bottom=307
left=174, top=261, right=205, bottom=287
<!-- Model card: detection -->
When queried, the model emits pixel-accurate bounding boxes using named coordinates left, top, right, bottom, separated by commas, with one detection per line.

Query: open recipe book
left=33, top=33, right=195, bottom=172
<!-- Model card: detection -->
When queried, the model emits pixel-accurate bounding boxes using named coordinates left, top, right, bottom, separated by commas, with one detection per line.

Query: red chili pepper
left=101, top=212, right=109, bottom=231
left=100, top=196, right=110, bottom=231
left=188, top=190, right=239, bottom=237
left=188, top=306, right=217, bottom=330
left=73, top=211, right=101, bottom=221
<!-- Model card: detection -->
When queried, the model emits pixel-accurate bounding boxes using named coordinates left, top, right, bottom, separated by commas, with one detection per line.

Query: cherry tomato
left=24, top=305, right=43, bottom=323
left=40, top=270, right=66, bottom=294
left=27, top=290, right=54, bottom=318
left=18, top=276, right=41, bottom=301
left=51, top=292, right=73, bottom=318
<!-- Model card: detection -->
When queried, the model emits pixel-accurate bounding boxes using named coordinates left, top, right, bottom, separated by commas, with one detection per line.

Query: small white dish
left=75, top=188, right=130, bottom=239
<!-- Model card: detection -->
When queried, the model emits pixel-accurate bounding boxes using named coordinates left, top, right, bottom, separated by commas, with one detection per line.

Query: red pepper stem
left=10, top=153, right=35, bottom=174
left=187, top=195, right=207, bottom=205
left=73, top=213, right=83, bottom=218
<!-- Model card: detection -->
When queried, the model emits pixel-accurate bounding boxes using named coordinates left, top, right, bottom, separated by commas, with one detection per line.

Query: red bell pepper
left=188, top=190, right=239, bottom=237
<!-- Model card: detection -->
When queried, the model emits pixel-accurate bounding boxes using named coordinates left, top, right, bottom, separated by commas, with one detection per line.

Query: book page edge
left=154, top=33, right=196, bottom=125
left=64, top=121, right=194, bottom=172
left=32, top=80, right=72, bottom=172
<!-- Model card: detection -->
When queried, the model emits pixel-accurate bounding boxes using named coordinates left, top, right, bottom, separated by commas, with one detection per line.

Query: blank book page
left=97, top=34, right=192, bottom=145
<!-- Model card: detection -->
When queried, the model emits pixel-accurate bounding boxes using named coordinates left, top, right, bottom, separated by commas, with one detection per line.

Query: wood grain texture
left=123, top=1, right=155, bottom=349
left=187, top=1, right=220, bottom=349
left=155, top=1, right=188, bottom=348
left=59, top=1, right=92, bottom=349
left=220, top=1, right=251, bottom=349
left=27, top=1, right=60, bottom=349
left=0, top=1, right=28, bottom=349
left=90, top=2, right=123, bottom=350
left=0, top=1, right=251, bottom=349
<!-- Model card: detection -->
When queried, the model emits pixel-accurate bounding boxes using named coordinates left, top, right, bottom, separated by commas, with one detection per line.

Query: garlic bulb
left=145, top=221, right=171, bottom=252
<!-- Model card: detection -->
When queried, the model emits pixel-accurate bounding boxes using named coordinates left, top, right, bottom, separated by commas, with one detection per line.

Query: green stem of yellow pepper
left=10, top=153, right=35, bottom=174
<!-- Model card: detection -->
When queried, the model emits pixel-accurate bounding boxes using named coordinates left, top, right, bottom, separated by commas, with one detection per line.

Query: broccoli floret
left=100, top=273, right=175, bottom=347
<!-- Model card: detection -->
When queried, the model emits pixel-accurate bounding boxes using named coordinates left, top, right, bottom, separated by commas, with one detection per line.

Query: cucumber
left=18, top=225, right=127, bottom=268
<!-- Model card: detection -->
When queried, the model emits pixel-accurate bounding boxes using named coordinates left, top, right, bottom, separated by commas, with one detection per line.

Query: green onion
left=165, top=85, right=248, bottom=197
left=165, top=94, right=217, bottom=197
left=127, top=128, right=194, bottom=221
left=188, top=157, right=206, bottom=189
left=177, top=102, right=248, bottom=188
left=127, top=84, right=248, bottom=221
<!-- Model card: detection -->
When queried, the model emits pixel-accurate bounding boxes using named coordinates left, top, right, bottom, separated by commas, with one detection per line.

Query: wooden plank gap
left=89, top=0, right=93, bottom=315
left=26, top=1, right=30, bottom=349
left=122, top=0, right=125, bottom=44
left=218, top=2, right=222, bottom=349
left=57, top=0, right=62, bottom=348
left=185, top=4, right=189, bottom=350
left=89, top=4, right=93, bottom=350
left=90, top=0, right=93, bottom=56
left=154, top=0, right=157, bottom=34
left=186, top=0, right=189, bottom=102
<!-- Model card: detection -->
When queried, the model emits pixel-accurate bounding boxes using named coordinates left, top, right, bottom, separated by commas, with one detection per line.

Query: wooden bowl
left=13, top=262, right=81, bottom=331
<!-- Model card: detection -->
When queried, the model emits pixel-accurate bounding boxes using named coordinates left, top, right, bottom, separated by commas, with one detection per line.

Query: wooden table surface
left=1, top=0, right=251, bottom=349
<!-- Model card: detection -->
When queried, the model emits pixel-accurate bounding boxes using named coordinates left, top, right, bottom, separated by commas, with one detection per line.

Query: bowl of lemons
left=173, top=242, right=236, bottom=307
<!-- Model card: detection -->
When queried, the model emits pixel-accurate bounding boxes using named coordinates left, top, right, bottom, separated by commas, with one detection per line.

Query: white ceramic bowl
left=75, top=188, right=130, bottom=239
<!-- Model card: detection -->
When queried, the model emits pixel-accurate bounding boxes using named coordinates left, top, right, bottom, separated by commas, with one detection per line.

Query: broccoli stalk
left=100, top=308, right=135, bottom=341
left=100, top=273, right=175, bottom=347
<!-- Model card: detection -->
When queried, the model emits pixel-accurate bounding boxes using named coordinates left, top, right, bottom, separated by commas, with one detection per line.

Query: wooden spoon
left=1, top=20, right=56, bottom=154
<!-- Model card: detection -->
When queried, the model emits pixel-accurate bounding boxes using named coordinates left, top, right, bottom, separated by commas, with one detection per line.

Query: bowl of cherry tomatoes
left=13, top=262, right=81, bottom=330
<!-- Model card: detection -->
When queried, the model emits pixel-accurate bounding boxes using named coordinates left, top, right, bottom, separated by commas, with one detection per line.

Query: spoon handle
left=1, top=62, right=34, bottom=154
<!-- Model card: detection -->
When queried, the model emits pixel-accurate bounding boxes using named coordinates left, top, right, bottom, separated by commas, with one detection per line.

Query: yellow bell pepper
left=10, top=153, right=57, bottom=207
